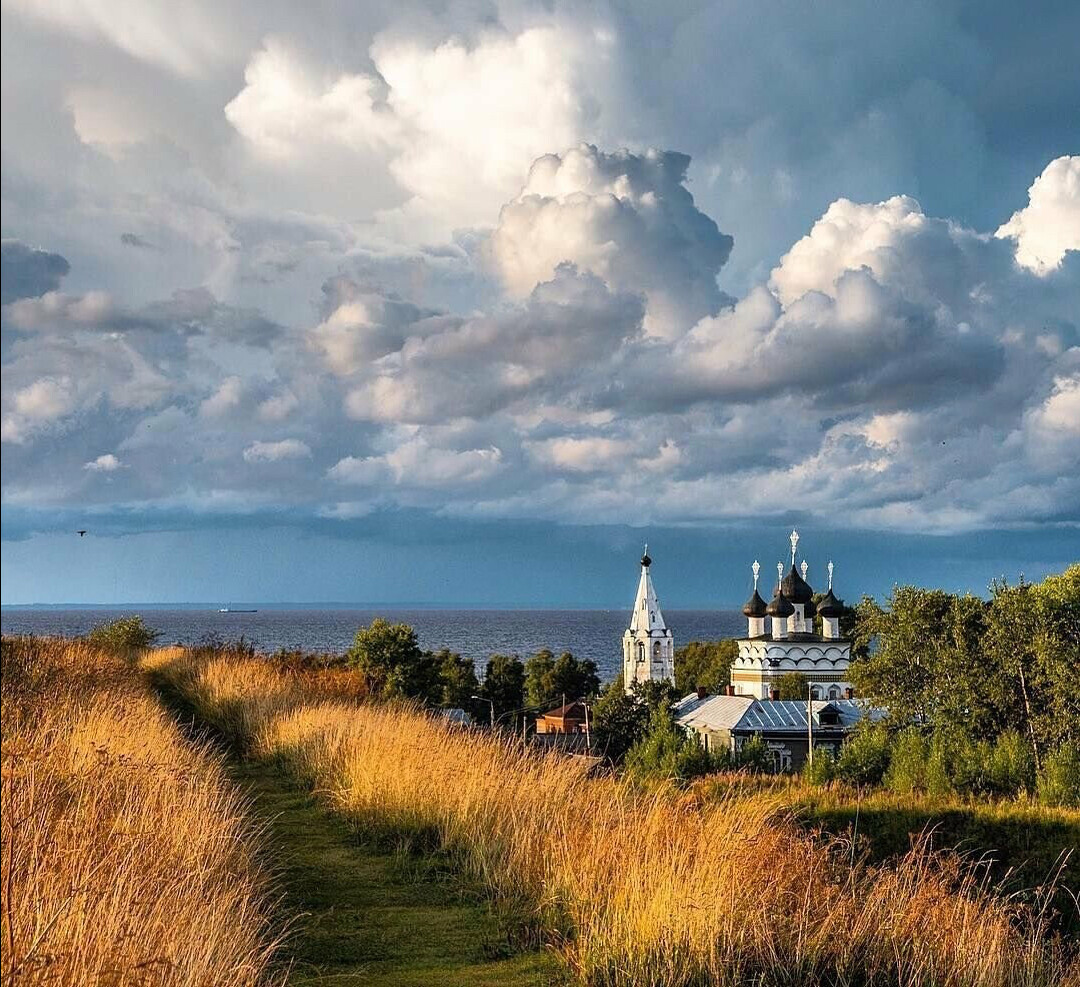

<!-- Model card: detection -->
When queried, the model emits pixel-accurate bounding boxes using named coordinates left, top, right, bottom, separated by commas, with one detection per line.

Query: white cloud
left=490, top=144, right=733, bottom=338
left=225, top=24, right=610, bottom=236
left=224, top=39, right=398, bottom=159
left=329, top=436, right=503, bottom=488
left=242, top=438, right=311, bottom=462
left=199, top=376, right=243, bottom=417
left=996, top=156, right=1080, bottom=275
left=84, top=453, right=123, bottom=471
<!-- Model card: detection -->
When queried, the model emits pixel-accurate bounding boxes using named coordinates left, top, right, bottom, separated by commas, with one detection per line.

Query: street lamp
left=471, top=694, right=495, bottom=727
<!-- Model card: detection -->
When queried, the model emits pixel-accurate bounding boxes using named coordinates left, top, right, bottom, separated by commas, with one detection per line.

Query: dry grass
left=1, top=637, right=280, bottom=986
left=150, top=645, right=1080, bottom=987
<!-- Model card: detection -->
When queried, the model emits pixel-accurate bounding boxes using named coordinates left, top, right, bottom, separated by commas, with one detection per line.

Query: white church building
left=621, top=547, right=675, bottom=693
left=620, top=530, right=853, bottom=701
left=733, top=529, right=853, bottom=700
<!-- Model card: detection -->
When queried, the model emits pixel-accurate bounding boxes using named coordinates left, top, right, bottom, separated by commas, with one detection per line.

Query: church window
left=653, top=640, right=662, bottom=658
left=637, top=641, right=646, bottom=662
left=810, top=686, right=822, bottom=700
left=827, top=685, right=841, bottom=700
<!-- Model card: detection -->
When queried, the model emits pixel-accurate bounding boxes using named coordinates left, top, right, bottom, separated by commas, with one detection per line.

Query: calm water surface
left=1, top=607, right=743, bottom=681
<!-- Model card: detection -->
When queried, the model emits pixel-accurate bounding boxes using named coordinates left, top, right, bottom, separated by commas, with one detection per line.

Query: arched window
left=809, top=686, right=821, bottom=701
left=637, top=641, right=646, bottom=662
left=652, top=640, right=662, bottom=658
left=827, top=685, right=841, bottom=700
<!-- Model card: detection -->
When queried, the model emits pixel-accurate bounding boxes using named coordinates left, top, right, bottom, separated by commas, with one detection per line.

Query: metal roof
left=674, top=696, right=882, bottom=734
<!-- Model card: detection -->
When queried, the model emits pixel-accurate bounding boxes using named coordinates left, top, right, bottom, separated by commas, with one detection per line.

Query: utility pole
left=807, top=682, right=814, bottom=767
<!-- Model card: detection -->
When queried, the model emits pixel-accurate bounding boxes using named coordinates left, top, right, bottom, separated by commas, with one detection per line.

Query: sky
left=2, top=0, right=1078, bottom=606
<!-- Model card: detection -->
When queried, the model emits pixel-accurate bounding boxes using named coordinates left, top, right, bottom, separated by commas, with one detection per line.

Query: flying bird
left=77, top=530, right=87, bottom=537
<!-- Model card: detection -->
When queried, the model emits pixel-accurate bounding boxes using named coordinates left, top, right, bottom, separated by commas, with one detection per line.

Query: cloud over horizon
left=1, top=0, right=1078, bottom=555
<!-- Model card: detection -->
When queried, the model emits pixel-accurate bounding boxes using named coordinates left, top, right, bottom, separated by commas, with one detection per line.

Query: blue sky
left=1, top=1, right=1078, bottom=605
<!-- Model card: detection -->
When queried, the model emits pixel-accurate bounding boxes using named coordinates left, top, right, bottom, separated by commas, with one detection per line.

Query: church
left=621, top=530, right=853, bottom=701
left=733, top=529, right=853, bottom=700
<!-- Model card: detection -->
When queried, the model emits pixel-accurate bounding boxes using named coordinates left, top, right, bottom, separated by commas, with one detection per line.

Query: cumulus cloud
left=242, top=438, right=311, bottom=462
left=996, top=156, right=1080, bottom=275
left=225, top=23, right=611, bottom=235
left=490, top=144, right=733, bottom=338
left=329, top=435, right=503, bottom=488
left=84, top=453, right=123, bottom=471
left=2, top=138, right=1078, bottom=536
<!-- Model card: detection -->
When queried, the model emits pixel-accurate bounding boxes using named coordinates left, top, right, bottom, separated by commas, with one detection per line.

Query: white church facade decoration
left=622, top=547, right=675, bottom=693
left=733, top=529, right=853, bottom=700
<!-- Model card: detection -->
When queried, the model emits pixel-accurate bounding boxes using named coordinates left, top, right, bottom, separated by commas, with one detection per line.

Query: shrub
left=925, top=732, right=955, bottom=798
left=736, top=734, right=772, bottom=773
left=1037, top=742, right=1080, bottom=808
left=988, top=730, right=1035, bottom=797
left=884, top=727, right=926, bottom=794
left=836, top=723, right=890, bottom=786
left=803, top=747, right=836, bottom=786
left=85, top=615, right=161, bottom=654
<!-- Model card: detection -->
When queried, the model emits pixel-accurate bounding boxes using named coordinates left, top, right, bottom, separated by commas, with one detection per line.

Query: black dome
left=766, top=589, right=795, bottom=618
left=817, top=589, right=843, bottom=617
left=742, top=589, right=768, bottom=617
left=781, top=564, right=814, bottom=604
left=640, top=551, right=652, bottom=567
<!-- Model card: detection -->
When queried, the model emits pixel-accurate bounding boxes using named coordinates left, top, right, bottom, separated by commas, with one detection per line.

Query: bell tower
left=622, top=546, right=675, bottom=694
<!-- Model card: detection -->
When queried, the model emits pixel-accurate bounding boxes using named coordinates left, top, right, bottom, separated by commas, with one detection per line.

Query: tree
left=591, top=677, right=678, bottom=762
left=345, top=618, right=435, bottom=701
left=624, top=705, right=715, bottom=783
left=674, top=640, right=737, bottom=695
left=86, top=615, right=161, bottom=655
left=523, top=649, right=600, bottom=709
left=776, top=671, right=809, bottom=700
left=431, top=648, right=479, bottom=709
left=836, top=722, right=890, bottom=786
left=481, top=653, right=526, bottom=720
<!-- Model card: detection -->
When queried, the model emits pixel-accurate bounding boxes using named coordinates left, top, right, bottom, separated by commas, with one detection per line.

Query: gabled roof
left=674, top=696, right=883, bottom=734
left=628, top=557, right=668, bottom=633
left=540, top=700, right=589, bottom=721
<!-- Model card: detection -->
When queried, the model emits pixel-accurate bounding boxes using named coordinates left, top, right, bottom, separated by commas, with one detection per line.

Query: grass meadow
left=144, top=642, right=1080, bottom=987
left=1, top=638, right=280, bottom=985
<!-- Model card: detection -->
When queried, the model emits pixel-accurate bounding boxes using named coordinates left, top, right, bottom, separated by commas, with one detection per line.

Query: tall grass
left=1, top=638, right=280, bottom=985
left=150, top=645, right=1078, bottom=987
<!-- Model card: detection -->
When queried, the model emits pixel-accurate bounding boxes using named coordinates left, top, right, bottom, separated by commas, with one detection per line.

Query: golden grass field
left=1, top=638, right=280, bottom=986
left=145, top=643, right=1079, bottom=987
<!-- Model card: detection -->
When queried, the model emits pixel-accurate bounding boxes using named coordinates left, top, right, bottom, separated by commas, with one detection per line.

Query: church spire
left=622, top=546, right=674, bottom=693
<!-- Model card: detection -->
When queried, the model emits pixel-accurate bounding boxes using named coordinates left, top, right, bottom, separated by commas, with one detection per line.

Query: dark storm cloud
left=0, top=241, right=70, bottom=304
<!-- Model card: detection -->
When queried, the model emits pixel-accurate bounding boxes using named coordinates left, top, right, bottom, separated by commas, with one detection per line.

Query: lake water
left=0, top=607, right=744, bottom=681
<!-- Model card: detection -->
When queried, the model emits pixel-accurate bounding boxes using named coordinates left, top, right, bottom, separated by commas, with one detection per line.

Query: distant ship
left=218, top=607, right=258, bottom=613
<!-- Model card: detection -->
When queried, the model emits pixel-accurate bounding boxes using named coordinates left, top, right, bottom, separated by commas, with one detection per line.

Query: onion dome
left=780, top=564, right=814, bottom=604
left=640, top=550, right=652, bottom=567
left=817, top=589, right=843, bottom=617
left=766, top=589, right=795, bottom=618
left=742, top=589, right=768, bottom=618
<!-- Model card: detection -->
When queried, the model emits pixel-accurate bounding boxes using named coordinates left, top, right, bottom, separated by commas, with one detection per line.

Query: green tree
left=836, top=722, right=891, bottom=786
left=674, top=639, right=737, bottom=694
left=735, top=735, right=772, bottom=773
left=523, top=649, right=600, bottom=709
left=431, top=648, right=479, bottom=709
left=345, top=618, right=435, bottom=701
left=591, top=677, right=679, bottom=762
left=803, top=746, right=836, bottom=786
left=625, top=705, right=715, bottom=783
left=86, top=615, right=161, bottom=655
left=776, top=671, right=809, bottom=701
left=481, top=653, right=526, bottom=720
left=1037, top=741, right=1080, bottom=808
